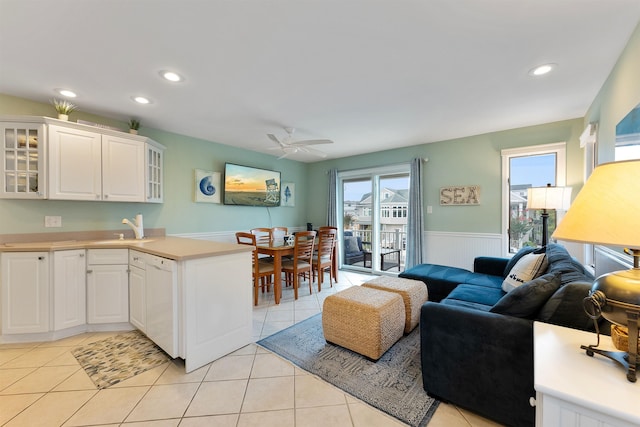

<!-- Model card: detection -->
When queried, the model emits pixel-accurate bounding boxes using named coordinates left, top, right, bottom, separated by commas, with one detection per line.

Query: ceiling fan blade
left=277, top=151, right=291, bottom=160
left=267, top=133, right=283, bottom=146
left=300, top=145, right=328, bottom=158
left=289, top=139, right=333, bottom=146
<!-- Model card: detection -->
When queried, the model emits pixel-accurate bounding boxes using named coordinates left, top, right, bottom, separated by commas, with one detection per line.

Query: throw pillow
left=502, top=246, right=536, bottom=277
left=502, top=253, right=548, bottom=292
left=344, top=236, right=360, bottom=254
left=491, top=273, right=561, bottom=318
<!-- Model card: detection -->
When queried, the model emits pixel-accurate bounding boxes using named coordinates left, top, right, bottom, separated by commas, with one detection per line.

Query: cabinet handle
left=86, top=269, right=93, bottom=274
left=79, top=253, right=85, bottom=258
left=38, top=256, right=45, bottom=261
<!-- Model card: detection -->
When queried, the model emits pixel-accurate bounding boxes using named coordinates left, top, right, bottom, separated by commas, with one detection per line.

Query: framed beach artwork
left=281, top=182, right=295, bottom=207
left=194, top=169, right=221, bottom=203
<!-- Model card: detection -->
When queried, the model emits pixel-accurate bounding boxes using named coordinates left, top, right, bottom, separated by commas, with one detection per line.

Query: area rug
left=257, top=314, right=438, bottom=427
left=72, top=330, right=170, bottom=389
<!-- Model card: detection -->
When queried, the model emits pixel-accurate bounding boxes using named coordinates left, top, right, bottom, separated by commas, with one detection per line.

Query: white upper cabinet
left=0, top=121, right=47, bottom=199
left=101, top=134, right=146, bottom=202
left=0, top=116, right=164, bottom=203
left=48, top=124, right=102, bottom=200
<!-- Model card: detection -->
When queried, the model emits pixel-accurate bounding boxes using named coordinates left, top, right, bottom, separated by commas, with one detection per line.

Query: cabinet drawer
left=129, top=250, right=146, bottom=269
left=87, top=248, right=128, bottom=265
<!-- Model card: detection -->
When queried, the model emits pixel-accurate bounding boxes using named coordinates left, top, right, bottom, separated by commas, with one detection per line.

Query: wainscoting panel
left=594, top=245, right=633, bottom=277
left=171, top=227, right=306, bottom=244
left=425, top=231, right=504, bottom=271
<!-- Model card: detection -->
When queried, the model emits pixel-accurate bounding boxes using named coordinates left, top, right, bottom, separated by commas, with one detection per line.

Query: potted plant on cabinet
left=128, top=119, right=140, bottom=134
left=51, top=98, right=78, bottom=121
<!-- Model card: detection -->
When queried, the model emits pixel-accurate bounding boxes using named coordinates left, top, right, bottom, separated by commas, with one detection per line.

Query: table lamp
left=551, top=159, right=640, bottom=382
left=527, top=184, right=572, bottom=246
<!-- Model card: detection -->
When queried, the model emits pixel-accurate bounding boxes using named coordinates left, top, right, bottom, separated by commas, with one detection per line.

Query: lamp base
left=580, top=344, right=639, bottom=382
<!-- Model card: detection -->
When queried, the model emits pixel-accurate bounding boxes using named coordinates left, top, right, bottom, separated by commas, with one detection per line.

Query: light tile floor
left=0, top=270, right=502, bottom=427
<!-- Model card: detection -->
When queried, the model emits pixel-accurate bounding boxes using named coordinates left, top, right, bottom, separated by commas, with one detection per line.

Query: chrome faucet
left=122, top=214, right=144, bottom=240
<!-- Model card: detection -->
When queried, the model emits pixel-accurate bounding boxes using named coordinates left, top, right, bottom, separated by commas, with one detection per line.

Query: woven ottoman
left=362, top=276, right=428, bottom=333
left=322, top=286, right=405, bottom=360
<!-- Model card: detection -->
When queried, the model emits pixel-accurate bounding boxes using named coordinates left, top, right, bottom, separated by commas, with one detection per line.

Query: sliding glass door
left=339, top=165, right=409, bottom=274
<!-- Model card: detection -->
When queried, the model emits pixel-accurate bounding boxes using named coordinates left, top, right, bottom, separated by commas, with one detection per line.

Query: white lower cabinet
left=86, top=249, right=129, bottom=324
left=53, top=249, right=86, bottom=330
left=1, top=252, right=50, bottom=335
left=128, top=250, right=146, bottom=332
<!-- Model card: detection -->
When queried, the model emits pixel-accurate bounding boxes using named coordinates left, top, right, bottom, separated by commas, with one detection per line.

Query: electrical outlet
left=427, top=206, right=433, bottom=214
left=45, top=216, right=62, bottom=228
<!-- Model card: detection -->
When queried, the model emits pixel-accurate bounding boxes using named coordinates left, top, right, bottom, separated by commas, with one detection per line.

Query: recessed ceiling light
left=56, top=89, right=77, bottom=98
left=160, top=70, right=184, bottom=82
left=132, top=96, right=151, bottom=104
left=528, top=63, right=557, bottom=77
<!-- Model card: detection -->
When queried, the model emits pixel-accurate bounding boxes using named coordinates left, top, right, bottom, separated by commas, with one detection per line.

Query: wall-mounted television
left=223, top=163, right=281, bottom=207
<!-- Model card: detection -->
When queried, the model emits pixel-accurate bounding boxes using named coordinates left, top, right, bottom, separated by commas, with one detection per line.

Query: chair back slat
left=317, top=228, right=337, bottom=258
left=250, top=227, right=272, bottom=245
left=294, top=231, right=316, bottom=262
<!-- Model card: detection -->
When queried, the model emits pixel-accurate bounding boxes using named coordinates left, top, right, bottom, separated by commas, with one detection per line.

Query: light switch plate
left=45, top=216, right=62, bottom=228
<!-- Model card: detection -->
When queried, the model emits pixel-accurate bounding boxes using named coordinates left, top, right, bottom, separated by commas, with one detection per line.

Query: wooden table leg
left=273, top=252, right=282, bottom=304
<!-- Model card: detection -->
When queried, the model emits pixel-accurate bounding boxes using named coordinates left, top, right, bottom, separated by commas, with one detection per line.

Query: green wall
left=307, top=118, right=586, bottom=234
left=0, top=94, right=310, bottom=235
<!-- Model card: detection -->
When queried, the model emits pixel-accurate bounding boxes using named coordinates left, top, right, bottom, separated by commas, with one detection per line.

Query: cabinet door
left=53, top=250, right=86, bottom=330
left=86, top=264, right=129, bottom=324
left=145, top=143, right=164, bottom=203
left=48, top=124, right=102, bottom=200
left=129, top=264, right=146, bottom=332
left=102, top=135, right=145, bottom=202
left=1, top=252, right=50, bottom=334
left=0, top=122, right=46, bottom=199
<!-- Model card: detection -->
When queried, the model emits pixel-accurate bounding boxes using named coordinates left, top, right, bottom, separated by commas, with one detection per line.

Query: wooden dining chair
left=313, top=227, right=337, bottom=291
left=250, top=227, right=273, bottom=261
left=271, top=226, right=288, bottom=241
left=282, top=230, right=316, bottom=300
left=236, top=232, right=275, bottom=305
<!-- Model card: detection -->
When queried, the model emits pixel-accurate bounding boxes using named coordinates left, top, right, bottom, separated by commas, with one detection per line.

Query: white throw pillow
left=502, top=253, right=548, bottom=293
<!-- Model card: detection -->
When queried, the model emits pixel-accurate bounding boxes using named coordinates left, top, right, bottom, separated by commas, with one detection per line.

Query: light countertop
left=0, top=236, right=253, bottom=261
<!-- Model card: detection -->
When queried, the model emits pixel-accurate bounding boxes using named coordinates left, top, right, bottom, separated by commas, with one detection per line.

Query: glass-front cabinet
left=146, top=143, right=163, bottom=203
left=0, top=122, right=46, bottom=199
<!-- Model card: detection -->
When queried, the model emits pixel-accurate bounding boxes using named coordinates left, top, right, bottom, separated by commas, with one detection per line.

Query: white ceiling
left=1, top=1, right=639, bottom=162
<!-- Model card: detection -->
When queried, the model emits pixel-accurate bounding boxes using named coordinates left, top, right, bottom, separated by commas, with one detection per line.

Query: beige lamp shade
left=552, top=159, right=640, bottom=248
left=527, top=185, right=572, bottom=210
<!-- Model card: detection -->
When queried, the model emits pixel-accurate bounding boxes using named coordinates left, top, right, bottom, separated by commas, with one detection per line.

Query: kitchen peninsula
left=0, top=235, right=253, bottom=372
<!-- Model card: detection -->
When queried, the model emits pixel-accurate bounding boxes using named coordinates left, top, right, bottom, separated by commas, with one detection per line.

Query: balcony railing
left=344, top=229, right=406, bottom=271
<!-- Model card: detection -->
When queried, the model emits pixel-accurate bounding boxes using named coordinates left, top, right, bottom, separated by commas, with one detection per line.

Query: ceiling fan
left=267, top=127, right=333, bottom=159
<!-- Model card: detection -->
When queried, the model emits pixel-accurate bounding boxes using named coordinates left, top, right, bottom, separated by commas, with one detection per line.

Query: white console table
left=534, top=322, right=640, bottom=427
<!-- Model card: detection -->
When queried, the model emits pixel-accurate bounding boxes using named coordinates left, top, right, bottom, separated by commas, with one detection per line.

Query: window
left=615, top=102, right=640, bottom=161
left=501, top=143, right=566, bottom=254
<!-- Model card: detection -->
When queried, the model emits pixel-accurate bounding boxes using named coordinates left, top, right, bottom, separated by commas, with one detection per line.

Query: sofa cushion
left=502, top=253, right=548, bottom=293
left=490, top=273, right=561, bottom=319
left=543, top=244, right=595, bottom=285
left=445, top=284, right=505, bottom=307
left=400, top=264, right=476, bottom=302
left=538, top=281, right=597, bottom=331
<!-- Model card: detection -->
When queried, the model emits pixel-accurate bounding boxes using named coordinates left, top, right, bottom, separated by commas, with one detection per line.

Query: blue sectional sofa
left=400, top=244, right=606, bottom=427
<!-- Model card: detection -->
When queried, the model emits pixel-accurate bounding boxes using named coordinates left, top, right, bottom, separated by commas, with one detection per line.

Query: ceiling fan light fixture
left=528, top=63, right=557, bottom=77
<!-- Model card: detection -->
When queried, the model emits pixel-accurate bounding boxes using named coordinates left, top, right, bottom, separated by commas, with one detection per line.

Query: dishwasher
left=145, top=253, right=178, bottom=358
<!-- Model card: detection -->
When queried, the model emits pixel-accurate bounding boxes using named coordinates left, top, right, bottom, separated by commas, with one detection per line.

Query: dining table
left=256, top=236, right=338, bottom=304
left=256, top=240, right=294, bottom=304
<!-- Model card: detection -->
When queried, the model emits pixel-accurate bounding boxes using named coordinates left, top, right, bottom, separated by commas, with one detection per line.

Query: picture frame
left=194, top=169, right=221, bottom=203
left=281, top=182, right=295, bottom=207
